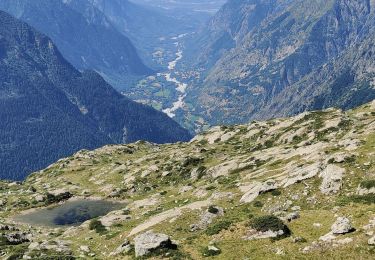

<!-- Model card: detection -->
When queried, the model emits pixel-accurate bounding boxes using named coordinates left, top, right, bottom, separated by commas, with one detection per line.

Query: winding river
left=162, top=35, right=188, bottom=118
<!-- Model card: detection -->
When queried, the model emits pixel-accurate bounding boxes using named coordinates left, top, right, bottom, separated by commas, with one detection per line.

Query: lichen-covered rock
left=320, top=165, right=345, bottom=194
left=2, top=232, right=31, bottom=245
left=331, top=217, right=354, bottom=234
left=134, top=231, right=176, bottom=257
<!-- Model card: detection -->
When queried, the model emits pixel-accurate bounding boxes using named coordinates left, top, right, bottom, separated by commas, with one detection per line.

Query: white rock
left=368, top=236, right=375, bottom=245
left=80, top=245, right=90, bottom=253
left=207, top=160, right=239, bottom=179
left=331, top=217, right=354, bottom=234
left=240, top=180, right=278, bottom=203
left=320, top=165, right=345, bottom=194
left=134, top=231, right=176, bottom=257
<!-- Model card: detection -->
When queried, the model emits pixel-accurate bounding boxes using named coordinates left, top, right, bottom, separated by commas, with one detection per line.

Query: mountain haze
left=0, top=10, right=191, bottom=180
left=0, top=0, right=152, bottom=88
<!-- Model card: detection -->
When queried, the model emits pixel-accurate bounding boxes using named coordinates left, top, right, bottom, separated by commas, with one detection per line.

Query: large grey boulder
left=2, top=232, right=31, bottom=245
left=134, top=231, right=176, bottom=257
left=331, top=217, right=354, bottom=234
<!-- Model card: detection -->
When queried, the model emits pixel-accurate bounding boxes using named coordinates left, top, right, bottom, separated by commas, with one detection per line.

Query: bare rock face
left=207, top=160, right=239, bottom=179
left=331, top=217, right=354, bottom=235
left=240, top=180, right=278, bottom=203
left=320, top=165, right=345, bottom=194
left=134, top=231, right=176, bottom=257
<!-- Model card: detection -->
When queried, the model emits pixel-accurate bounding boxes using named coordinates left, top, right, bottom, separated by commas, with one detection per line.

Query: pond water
left=13, top=199, right=125, bottom=227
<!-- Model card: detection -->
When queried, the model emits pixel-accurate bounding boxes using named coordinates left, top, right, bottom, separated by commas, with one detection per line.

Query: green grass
left=205, top=220, right=233, bottom=236
left=360, top=180, right=375, bottom=189
left=89, top=219, right=107, bottom=234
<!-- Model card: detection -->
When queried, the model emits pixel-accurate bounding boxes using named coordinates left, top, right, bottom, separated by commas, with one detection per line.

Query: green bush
left=89, top=219, right=106, bottom=234
left=249, top=215, right=291, bottom=239
left=271, top=189, right=282, bottom=196
left=45, top=192, right=72, bottom=205
left=253, top=201, right=263, bottom=208
left=360, top=180, right=375, bottom=189
left=205, top=220, right=232, bottom=236
left=207, top=205, right=219, bottom=214
left=205, top=186, right=216, bottom=191
left=202, top=246, right=221, bottom=257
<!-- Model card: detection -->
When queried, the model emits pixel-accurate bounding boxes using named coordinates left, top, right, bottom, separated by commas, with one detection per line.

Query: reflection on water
left=14, top=200, right=124, bottom=227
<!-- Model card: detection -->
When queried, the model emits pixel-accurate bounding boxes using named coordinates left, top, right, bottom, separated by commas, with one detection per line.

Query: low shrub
left=249, top=215, right=291, bottom=239
left=271, top=189, right=282, bottom=196
left=202, top=246, right=221, bottom=257
left=207, top=205, right=219, bottom=214
left=360, top=180, right=375, bottom=189
left=205, top=220, right=232, bottom=236
left=89, top=219, right=106, bottom=234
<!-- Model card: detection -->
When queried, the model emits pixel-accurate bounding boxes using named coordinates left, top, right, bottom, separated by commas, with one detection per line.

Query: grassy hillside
left=0, top=100, right=375, bottom=259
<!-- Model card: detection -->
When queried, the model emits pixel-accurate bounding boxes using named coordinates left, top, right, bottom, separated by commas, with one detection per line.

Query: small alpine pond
left=13, top=199, right=125, bottom=227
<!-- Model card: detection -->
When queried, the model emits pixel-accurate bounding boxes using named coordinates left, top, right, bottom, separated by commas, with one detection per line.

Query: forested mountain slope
left=0, top=10, right=191, bottom=180
left=0, top=0, right=152, bottom=88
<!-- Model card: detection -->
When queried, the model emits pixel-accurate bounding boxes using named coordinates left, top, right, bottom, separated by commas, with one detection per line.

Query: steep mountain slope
left=255, top=29, right=375, bottom=119
left=185, top=0, right=375, bottom=125
left=0, top=10, right=191, bottom=180
left=1, top=100, right=374, bottom=259
left=0, top=0, right=152, bottom=89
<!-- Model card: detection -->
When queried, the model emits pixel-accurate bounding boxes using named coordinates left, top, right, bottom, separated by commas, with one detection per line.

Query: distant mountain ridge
left=185, top=0, right=375, bottom=125
left=0, top=0, right=152, bottom=89
left=0, top=10, right=191, bottom=180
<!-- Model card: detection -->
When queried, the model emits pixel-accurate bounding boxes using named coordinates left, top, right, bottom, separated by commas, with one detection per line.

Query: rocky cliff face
left=186, top=0, right=375, bottom=125
left=0, top=10, right=191, bottom=180
left=0, top=100, right=374, bottom=259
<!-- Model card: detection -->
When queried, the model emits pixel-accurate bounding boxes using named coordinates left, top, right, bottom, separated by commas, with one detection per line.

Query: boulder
left=368, top=236, right=375, bottom=246
left=134, top=231, right=177, bottom=257
left=245, top=229, right=285, bottom=240
left=285, top=212, right=300, bottom=222
left=79, top=245, right=90, bottom=253
left=320, top=165, right=345, bottom=194
left=331, top=217, right=354, bottom=234
left=34, top=194, right=46, bottom=202
left=2, top=232, right=31, bottom=245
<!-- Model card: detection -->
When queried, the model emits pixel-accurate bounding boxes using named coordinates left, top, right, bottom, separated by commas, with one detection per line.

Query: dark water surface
left=14, top=199, right=125, bottom=227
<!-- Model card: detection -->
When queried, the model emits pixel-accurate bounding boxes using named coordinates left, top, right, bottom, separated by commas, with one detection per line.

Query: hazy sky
left=132, top=0, right=226, bottom=13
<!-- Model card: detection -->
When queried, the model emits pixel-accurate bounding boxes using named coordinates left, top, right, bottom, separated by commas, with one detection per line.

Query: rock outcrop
left=134, top=231, right=177, bottom=257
